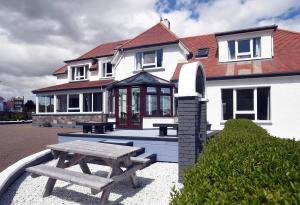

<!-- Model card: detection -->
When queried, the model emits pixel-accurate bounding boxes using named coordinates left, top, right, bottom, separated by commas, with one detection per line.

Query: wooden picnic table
left=76, top=121, right=115, bottom=134
left=26, top=140, right=148, bottom=205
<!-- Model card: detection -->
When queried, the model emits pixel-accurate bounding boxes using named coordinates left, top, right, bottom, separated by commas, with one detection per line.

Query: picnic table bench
left=76, top=121, right=115, bottom=134
left=26, top=140, right=149, bottom=205
left=153, top=123, right=178, bottom=136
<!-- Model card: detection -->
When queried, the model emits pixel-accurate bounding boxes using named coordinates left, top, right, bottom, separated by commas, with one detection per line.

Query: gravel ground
left=0, top=124, right=79, bottom=172
left=0, top=161, right=182, bottom=205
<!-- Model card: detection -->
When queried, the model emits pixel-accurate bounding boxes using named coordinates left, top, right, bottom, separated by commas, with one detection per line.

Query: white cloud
left=0, top=0, right=300, bottom=101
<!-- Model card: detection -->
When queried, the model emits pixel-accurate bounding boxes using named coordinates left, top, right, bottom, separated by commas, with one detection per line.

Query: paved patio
left=0, top=124, right=79, bottom=172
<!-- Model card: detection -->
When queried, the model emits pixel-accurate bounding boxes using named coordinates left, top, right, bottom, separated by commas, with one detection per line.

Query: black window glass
left=196, top=48, right=209, bottom=58
left=157, top=49, right=163, bottom=67
left=107, top=63, right=112, bottom=74
left=257, top=87, right=270, bottom=120
left=236, top=114, right=255, bottom=120
left=228, top=40, right=235, bottom=60
left=238, top=39, right=250, bottom=53
left=83, top=93, right=92, bottom=112
left=236, top=89, right=253, bottom=111
left=222, top=89, right=233, bottom=120
left=93, top=93, right=103, bottom=112
left=69, top=94, right=79, bottom=108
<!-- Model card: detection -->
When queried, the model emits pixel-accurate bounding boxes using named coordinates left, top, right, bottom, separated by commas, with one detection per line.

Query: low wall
left=32, top=113, right=107, bottom=127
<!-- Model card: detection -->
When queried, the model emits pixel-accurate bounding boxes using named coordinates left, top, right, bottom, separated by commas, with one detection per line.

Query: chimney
left=162, top=18, right=170, bottom=29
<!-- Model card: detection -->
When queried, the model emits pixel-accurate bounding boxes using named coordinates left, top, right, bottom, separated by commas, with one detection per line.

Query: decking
left=58, top=129, right=220, bottom=162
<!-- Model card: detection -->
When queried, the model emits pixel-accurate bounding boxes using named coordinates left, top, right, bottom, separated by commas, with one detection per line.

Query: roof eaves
left=215, top=25, right=278, bottom=36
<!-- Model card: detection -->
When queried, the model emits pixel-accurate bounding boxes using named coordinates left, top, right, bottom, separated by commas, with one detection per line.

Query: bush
left=170, top=119, right=300, bottom=205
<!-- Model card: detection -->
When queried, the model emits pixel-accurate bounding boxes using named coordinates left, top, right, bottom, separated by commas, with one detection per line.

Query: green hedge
left=170, top=119, right=300, bottom=204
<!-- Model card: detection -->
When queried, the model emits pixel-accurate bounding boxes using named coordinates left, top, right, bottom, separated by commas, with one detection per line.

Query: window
left=82, top=92, right=102, bottom=112
left=56, top=95, right=67, bottom=112
left=195, top=48, right=209, bottom=58
left=68, top=94, right=80, bottom=112
left=221, top=87, right=270, bottom=121
left=146, top=87, right=158, bottom=116
left=83, top=93, right=92, bottom=112
left=71, top=65, right=88, bottom=81
left=93, top=92, right=103, bottom=112
left=228, top=37, right=261, bottom=60
left=102, top=62, right=113, bottom=77
left=108, top=90, right=115, bottom=114
left=38, top=96, right=54, bottom=113
left=145, top=86, right=172, bottom=117
left=136, top=49, right=163, bottom=70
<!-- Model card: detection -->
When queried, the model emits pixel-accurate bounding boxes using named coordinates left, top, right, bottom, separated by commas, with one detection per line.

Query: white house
left=33, top=20, right=300, bottom=139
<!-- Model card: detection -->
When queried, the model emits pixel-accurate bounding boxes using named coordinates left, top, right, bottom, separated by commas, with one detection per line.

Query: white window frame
left=135, top=49, right=163, bottom=70
left=228, top=37, right=261, bottom=61
left=102, top=62, right=113, bottom=78
left=222, top=87, right=271, bottom=122
left=233, top=88, right=257, bottom=120
left=71, top=65, right=88, bottom=81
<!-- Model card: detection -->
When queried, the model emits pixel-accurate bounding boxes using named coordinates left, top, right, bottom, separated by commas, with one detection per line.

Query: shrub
left=170, top=119, right=300, bottom=205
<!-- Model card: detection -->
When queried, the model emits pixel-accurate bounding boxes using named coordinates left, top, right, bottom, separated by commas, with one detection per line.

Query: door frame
left=115, top=86, right=144, bottom=129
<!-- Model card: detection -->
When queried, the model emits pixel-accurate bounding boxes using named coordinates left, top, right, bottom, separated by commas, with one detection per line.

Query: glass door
left=130, top=87, right=141, bottom=128
left=116, top=87, right=142, bottom=129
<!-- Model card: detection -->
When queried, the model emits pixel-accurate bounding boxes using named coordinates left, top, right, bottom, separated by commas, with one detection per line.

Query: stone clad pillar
left=176, top=62, right=207, bottom=183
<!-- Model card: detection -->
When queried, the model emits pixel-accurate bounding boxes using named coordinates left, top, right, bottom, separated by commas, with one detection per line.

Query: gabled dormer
left=216, top=25, right=277, bottom=63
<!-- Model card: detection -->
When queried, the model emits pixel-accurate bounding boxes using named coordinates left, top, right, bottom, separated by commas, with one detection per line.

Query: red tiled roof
left=0, top=96, right=5, bottom=101
left=171, top=29, right=300, bottom=81
left=120, top=22, right=179, bottom=50
left=32, top=79, right=114, bottom=94
left=53, top=40, right=129, bottom=75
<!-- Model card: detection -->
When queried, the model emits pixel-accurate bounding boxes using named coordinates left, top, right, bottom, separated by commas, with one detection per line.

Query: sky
left=0, top=0, right=300, bottom=102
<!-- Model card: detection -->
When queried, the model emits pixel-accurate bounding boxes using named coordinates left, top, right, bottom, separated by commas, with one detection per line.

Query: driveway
left=0, top=124, right=79, bottom=172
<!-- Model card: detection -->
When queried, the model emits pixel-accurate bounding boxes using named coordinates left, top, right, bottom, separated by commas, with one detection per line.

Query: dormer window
left=102, top=62, right=113, bottom=77
left=228, top=37, right=261, bottom=61
left=195, top=48, right=209, bottom=58
left=71, top=65, right=88, bottom=81
left=136, top=49, right=163, bottom=70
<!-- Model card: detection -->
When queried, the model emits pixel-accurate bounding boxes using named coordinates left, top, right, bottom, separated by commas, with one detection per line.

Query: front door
left=116, top=87, right=142, bottom=129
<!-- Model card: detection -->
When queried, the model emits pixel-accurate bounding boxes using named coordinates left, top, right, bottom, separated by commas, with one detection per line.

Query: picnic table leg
left=99, top=187, right=113, bottom=205
left=79, top=161, right=91, bottom=174
left=123, top=158, right=140, bottom=188
left=43, top=152, right=67, bottom=197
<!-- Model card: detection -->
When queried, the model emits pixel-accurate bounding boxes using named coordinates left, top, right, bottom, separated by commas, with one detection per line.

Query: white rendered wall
left=56, top=73, right=69, bottom=84
left=206, top=75, right=300, bottom=140
left=115, top=44, right=186, bottom=81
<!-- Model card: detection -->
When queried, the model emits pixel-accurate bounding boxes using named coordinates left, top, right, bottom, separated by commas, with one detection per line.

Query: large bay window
left=228, top=37, right=261, bottom=61
left=83, top=92, right=103, bottom=112
left=71, top=65, right=88, bottom=81
left=56, top=95, right=67, bottom=112
left=136, top=49, right=163, bottom=70
left=222, top=87, right=270, bottom=121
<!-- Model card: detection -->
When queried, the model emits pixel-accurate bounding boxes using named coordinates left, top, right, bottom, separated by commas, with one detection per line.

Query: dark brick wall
left=32, top=113, right=107, bottom=127
left=178, top=96, right=207, bottom=182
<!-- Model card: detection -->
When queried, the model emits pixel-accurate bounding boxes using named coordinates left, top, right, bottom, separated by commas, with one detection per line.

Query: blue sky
left=0, top=0, right=300, bottom=101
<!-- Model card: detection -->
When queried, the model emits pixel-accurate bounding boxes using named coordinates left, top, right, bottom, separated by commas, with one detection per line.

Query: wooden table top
left=47, top=140, right=142, bottom=160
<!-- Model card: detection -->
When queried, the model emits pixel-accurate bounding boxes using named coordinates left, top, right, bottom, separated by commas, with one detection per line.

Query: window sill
left=220, top=120, right=272, bottom=125
left=133, top=67, right=165, bottom=74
